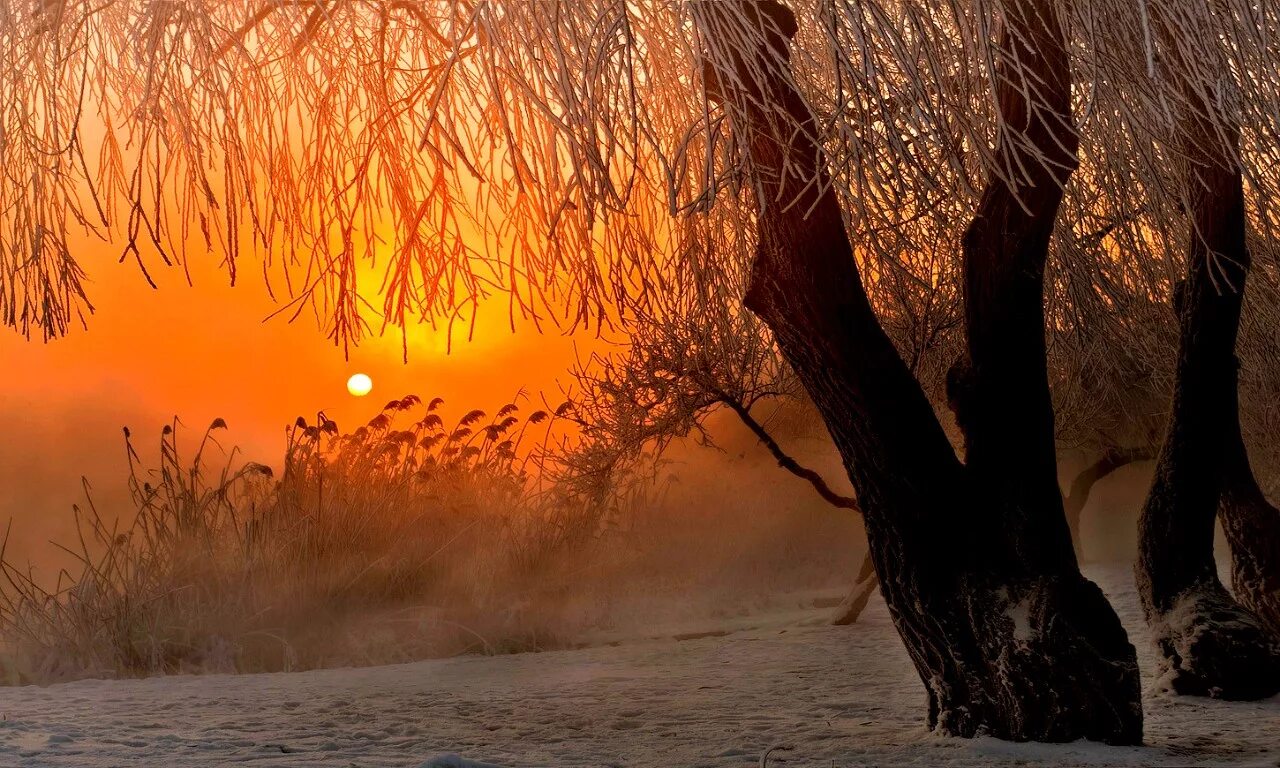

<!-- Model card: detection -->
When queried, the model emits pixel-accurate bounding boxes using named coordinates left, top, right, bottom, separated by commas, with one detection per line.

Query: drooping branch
left=715, top=394, right=858, bottom=512
left=0, top=0, right=1270, bottom=354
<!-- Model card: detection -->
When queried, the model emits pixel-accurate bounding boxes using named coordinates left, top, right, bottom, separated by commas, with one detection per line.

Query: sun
left=346, top=373, right=373, bottom=397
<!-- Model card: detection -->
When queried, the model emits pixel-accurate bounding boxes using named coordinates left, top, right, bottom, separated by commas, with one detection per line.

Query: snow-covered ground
left=0, top=564, right=1276, bottom=767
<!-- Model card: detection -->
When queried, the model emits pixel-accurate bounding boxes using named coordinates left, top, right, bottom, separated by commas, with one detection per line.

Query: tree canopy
left=5, top=0, right=1279, bottom=356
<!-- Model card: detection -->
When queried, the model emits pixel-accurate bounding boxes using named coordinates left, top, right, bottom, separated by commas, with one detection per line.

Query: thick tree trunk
left=696, top=1, right=1140, bottom=743
left=1135, top=58, right=1280, bottom=697
left=952, top=2, right=1079, bottom=573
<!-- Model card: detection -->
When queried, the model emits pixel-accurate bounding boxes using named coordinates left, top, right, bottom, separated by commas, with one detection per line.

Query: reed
left=0, top=395, right=611, bottom=684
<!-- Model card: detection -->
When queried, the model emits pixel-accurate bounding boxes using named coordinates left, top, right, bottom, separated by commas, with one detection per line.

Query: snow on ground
left=0, top=564, right=1276, bottom=768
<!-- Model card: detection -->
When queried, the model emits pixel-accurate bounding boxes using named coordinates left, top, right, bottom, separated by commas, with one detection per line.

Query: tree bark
left=1219, top=380, right=1280, bottom=637
left=696, top=1, right=1140, bottom=743
left=952, top=0, right=1079, bottom=573
left=1134, top=36, right=1280, bottom=697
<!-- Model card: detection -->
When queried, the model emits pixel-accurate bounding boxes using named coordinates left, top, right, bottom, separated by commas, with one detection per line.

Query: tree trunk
left=1219, top=381, right=1280, bottom=637
left=696, top=1, right=1140, bottom=743
left=1134, top=37, right=1280, bottom=696
left=832, top=554, right=878, bottom=626
left=952, top=9, right=1079, bottom=574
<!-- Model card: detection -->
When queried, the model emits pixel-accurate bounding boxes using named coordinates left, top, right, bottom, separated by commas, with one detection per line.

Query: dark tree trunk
left=697, top=1, right=1140, bottom=743
left=952, top=4, right=1080, bottom=574
left=1135, top=48, right=1280, bottom=697
left=1062, top=448, right=1155, bottom=559
left=1219, top=383, right=1280, bottom=637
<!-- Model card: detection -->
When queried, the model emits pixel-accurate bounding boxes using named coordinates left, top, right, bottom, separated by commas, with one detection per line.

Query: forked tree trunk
left=696, top=1, right=1140, bottom=743
left=951, top=5, right=1079, bottom=574
left=1135, top=37, right=1280, bottom=696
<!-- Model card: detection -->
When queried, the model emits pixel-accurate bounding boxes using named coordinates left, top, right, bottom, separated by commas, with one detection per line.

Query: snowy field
left=0, top=564, right=1276, bottom=768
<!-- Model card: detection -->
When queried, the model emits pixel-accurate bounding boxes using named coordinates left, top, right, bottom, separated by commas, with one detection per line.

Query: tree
left=1132, top=3, right=1280, bottom=698
left=557, top=203, right=967, bottom=622
left=696, top=0, right=1139, bottom=741
left=1047, top=229, right=1169, bottom=557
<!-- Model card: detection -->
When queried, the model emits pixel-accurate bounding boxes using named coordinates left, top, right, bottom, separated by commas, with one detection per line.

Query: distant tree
left=1046, top=220, right=1170, bottom=555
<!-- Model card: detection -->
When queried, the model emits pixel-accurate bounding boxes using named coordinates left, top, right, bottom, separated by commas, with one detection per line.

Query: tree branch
left=714, top=392, right=860, bottom=513
left=1063, top=446, right=1156, bottom=517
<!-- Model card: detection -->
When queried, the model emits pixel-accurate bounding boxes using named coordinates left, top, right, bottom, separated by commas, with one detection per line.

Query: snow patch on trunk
left=1005, top=597, right=1034, bottom=646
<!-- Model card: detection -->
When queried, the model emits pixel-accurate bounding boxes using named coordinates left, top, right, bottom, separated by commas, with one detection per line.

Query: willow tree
left=693, top=0, right=1143, bottom=741
left=8, top=0, right=1280, bottom=743
left=1125, top=3, right=1280, bottom=697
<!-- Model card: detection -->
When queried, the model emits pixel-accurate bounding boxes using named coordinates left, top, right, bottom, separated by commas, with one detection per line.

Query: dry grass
left=0, top=395, right=615, bottom=684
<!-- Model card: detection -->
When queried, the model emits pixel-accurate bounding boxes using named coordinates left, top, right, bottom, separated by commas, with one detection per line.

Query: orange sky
left=0, top=239, right=598, bottom=559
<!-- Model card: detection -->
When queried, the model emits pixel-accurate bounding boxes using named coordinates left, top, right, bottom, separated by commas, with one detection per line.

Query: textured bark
left=1063, top=448, right=1155, bottom=558
left=1219, top=383, right=1280, bottom=637
left=1134, top=64, right=1280, bottom=698
left=699, top=1, right=1140, bottom=743
left=953, top=2, right=1079, bottom=572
